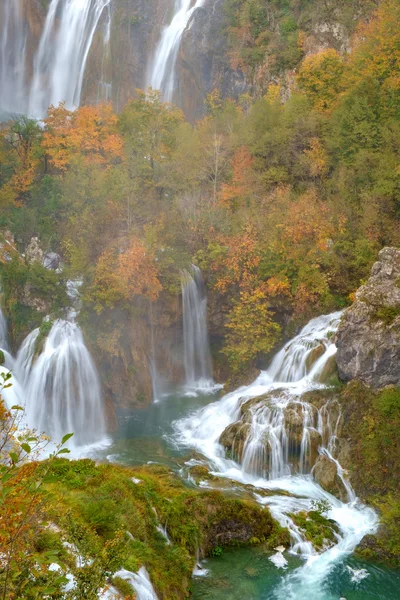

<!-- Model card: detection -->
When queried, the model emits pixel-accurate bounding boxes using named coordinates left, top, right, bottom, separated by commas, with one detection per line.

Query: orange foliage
left=303, top=137, right=328, bottom=178
left=117, top=238, right=162, bottom=301
left=350, top=0, right=400, bottom=85
left=281, top=189, right=335, bottom=254
left=219, top=146, right=254, bottom=209
left=92, top=238, right=162, bottom=310
left=214, top=224, right=261, bottom=293
left=43, top=102, right=123, bottom=171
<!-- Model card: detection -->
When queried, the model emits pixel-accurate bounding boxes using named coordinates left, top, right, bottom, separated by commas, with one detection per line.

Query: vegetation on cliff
left=340, top=382, right=400, bottom=566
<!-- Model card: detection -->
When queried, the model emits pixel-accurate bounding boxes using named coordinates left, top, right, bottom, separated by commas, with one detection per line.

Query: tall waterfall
left=0, top=0, right=111, bottom=118
left=0, top=309, right=106, bottom=450
left=148, top=0, right=206, bottom=102
left=0, top=0, right=27, bottom=117
left=181, top=265, right=216, bottom=393
left=174, top=312, right=378, bottom=598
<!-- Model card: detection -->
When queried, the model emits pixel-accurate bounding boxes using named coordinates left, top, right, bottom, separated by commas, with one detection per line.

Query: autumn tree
left=0, top=117, right=43, bottom=206
left=42, top=103, right=123, bottom=171
left=297, top=49, right=344, bottom=113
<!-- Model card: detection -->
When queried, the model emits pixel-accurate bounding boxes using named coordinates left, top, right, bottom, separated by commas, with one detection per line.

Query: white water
left=173, top=312, right=378, bottom=598
left=148, top=0, right=206, bottom=102
left=0, top=0, right=27, bottom=117
left=181, top=265, right=220, bottom=394
left=0, top=307, right=106, bottom=450
left=0, top=0, right=110, bottom=118
left=108, top=567, right=159, bottom=600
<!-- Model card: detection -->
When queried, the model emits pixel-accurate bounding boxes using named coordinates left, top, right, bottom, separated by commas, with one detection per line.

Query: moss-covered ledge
left=39, top=460, right=289, bottom=599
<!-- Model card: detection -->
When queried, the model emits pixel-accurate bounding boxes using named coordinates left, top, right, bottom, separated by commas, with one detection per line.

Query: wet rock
left=316, top=354, right=338, bottom=384
left=43, top=251, right=61, bottom=270
left=219, top=422, right=250, bottom=461
left=312, top=454, right=347, bottom=501
left=305, top=343, right=325, bottom=372
left=336, top=247, right=400, bottom=388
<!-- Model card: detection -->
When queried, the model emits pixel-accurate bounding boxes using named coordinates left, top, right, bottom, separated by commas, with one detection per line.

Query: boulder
left=313, top=454, right=348, bottom=501
left=336, top=247, right=400, bottom=388
left=219, top=421, right=250, bottom=461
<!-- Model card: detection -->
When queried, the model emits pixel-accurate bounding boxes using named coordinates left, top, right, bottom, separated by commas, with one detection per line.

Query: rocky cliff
left=336, top=247, right=400, bottom=388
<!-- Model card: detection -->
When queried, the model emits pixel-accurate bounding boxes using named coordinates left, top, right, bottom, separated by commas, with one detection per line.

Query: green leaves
left=61, top=432, right=74, bottom=445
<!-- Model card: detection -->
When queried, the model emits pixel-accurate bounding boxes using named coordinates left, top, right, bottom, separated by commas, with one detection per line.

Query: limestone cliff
left=336, top=247, right=400, bottom=388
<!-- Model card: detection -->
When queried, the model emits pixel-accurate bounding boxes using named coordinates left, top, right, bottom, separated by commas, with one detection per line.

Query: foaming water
left=148, top=0, right=206, bottom=102
left=173, top=312, right=379, bottom=597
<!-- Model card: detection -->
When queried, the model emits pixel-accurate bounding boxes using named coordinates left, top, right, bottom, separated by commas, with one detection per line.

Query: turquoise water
left=100, top=390, right=221, bottom=467
left=192, top=546, right=400, bottom=600
left=95, top=392, right=400, bottom=600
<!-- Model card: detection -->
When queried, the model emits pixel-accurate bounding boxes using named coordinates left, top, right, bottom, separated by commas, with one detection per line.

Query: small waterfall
left=107, top=568, right=159, bottom=600
left=97, top=1, right=112, bottom=103
left=148, top=0, right=206, bottom=102
left=18, top=320, right=106, bottom=448
left=149, top=304, right=163, bottom=403
left=173, top=311, right=378, bottom=596
left=181, top=265, right=217, bottom=393
left=0, top=0, right=111, bottom=118
left=0, top=303, right=106, bottom=449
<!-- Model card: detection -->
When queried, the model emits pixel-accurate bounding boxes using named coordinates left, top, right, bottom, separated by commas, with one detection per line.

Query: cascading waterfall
left=181, top=265, right=218, bottom=393
left=0, top=303, right=106, bottom=449
left=0, top=0, right=111, bottom=118
left=16, top=320, right=106, bottom=448
left=148, top=0, right=206, bottom=102
left=174, top=312, right=378, bottom=598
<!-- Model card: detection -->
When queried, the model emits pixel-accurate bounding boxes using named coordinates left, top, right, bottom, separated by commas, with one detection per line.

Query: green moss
left=372, top=306, right=400, bottom=325
left=189, top=465, right=216, bottom=483
left=39, top=460, right=288, bottom=599
left=340, top=382, right=400, bottom=565
left=112, top=575, right=135, bottom=597
left=290, top=510, right=339, bottom=552
left=34, top=319, right=53, bottom=355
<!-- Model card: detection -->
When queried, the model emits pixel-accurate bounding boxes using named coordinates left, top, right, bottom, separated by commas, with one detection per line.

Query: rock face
left=177, top=0, right=247, bottom=121
left=336, top=247, right=400, bottom=388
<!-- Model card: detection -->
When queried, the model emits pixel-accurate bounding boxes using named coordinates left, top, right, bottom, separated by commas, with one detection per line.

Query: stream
left=92, top=312, right=400, bottom=599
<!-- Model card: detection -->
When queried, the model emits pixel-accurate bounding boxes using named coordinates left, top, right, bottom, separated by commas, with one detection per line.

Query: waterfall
left=0, top=305, right=106, bottom=449
left=0, top=0, right=27, bottom=118
left=148, top=0, right=206, bottom=102
left=16, top=320, right=106, bottom=448
left=29, top=0, right=111, bottom=117
left=173, top=311, right=378, bottom=597
left=0, top=307, right=9, bottom=352
left=181, top=265, right=217, bottom=394
left=104, top=568, right=159, bottom=600
left=0, top=0, right=110, bottom=118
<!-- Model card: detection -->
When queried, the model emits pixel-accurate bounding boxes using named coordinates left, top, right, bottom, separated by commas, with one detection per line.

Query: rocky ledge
left=336, top=247, right=400, bottom=388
